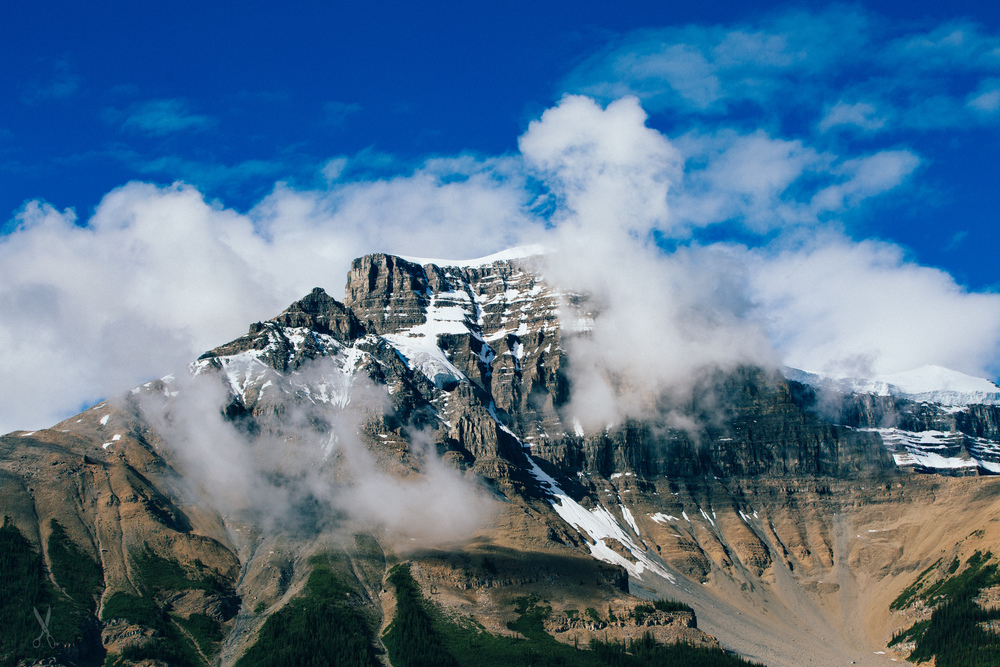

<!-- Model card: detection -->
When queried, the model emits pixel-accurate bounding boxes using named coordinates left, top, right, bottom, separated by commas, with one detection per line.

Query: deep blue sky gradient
left=3, top=0, right=999, bottom=286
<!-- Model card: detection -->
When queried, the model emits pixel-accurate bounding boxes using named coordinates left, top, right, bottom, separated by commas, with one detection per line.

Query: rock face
left=527, top=367, right=893, bottom=480
left=272, top=286, right=367, bottom=342
left=5, top=250, right=1000, bottom=667
left=222, top=253, right=892, bottom=483
left=804, top=385, right=1000, bottom=474
left=343, top=253, right=432, bottom=334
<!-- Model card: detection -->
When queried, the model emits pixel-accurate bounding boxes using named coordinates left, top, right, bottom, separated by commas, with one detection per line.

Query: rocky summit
left=4, top=250, right=1000, bottom=667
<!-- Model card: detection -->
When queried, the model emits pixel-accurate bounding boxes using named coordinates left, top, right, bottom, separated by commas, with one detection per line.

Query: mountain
left=3, top=250, right=1000, bottom=667
left=784, top=364, right=1000, bottom=407
left=785, top=366, right=1000, bottom=476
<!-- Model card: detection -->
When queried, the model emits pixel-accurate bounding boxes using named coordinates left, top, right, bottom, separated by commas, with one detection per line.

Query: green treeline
left=47, top=519, right=104, bottom=611
left=383, top=563, right=458, bottom=667
left=0, top=518, right=98, bottom=665
left=101, top=546, right=231, bottom=667
left=592, top=633, right=765, bottom=667
left=909, top=596, right=1000, bottom=666
left=891, top=559, right=941, bottom=611
left=101, top=591, right=206, bottom=666
left=892, top=550, right=1000, bottom=666
left=235, top=557, right=380, bottom=667
left=1, top=518, right=61, bottom=665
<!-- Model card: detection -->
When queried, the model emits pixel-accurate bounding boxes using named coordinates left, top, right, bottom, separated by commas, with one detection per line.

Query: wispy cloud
left=562, top=7, right=870, bottom=117
left=886, top=20, right=1000, bottom=71
left=322, top=101, right=362, bottom=126
left=818, top=101, right=886, bottom=133
left=945, top=230, right=969, bottom=251
left=132, top=154, right=288, bottom=189
left=562, top=7, right=1000, bottom=135
left=111, top=98, right=215, bottom=136
left=967, top=79, right=1000, bottom=114
left=20, top=58, right=81, bottom=103
left=666, top=130, right=919, bottom=233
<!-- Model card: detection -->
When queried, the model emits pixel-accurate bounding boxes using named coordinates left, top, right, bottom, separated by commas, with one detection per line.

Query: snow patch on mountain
left=189, top=325, right=365, bottom=408
left=527, top=456, right=675, bottom=582
left=397, top=244, right=546, bottom=268
left=383, top=295, right=472, bottom=389
left=864, top=427, right=1000, bottom=474
left=787, top=364, right=1000, bottom=474
left=785, top=364, right=1000, bottom=406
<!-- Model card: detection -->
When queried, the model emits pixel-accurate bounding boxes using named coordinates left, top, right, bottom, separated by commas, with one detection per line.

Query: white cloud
left=968, top=79, right=1000, bottom=113
left=563, top=33, right=722, bottom=113
left=519, top=95, right=681, bottom=235
left=888, top=21, right=1000, bottom=70
left=321, top=156, right=349, bottom=181
left=118, top=98, right=215, bottom=135
left=562, top=8, right=1000, bottom=136
left=140, top=365, right=494, bottom=546
left=748, top=236, right=1000, bottom=379
left=562, top=7, right=870, bottom=115
left=667, top=132, right=917, bottom=232
left=819, top=101, right=886, bottom=132
left=520, top=96, right=773, bottom=429
left=0, top=190, right=285, bottom=433
left=0, top=94, right=993, bottom=436
left=671, top=130, right=825, bottom=231
left=0, top=157, right=536, bottom=433
left=810, top=150, right=920, bottom=213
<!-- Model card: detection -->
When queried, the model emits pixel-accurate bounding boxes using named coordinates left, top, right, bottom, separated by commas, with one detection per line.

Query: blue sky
left=2, top=1, right=1000, bottom=432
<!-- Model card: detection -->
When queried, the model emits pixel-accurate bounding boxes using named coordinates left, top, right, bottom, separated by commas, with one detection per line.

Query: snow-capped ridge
left=784, top=364, right=1000, bottom=406
left=396, top=244, right=547, bottom=268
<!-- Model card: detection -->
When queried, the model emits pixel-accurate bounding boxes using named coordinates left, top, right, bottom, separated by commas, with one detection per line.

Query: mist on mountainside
left=134, top=355, right=496, bottom=548
left=520, top=96, right=776, bottom=433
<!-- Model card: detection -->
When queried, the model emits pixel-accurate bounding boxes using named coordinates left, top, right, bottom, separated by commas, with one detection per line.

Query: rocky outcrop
left=956, top=404, right=1000, bottom=440
left=272, top=287, right=367, bottom=342
left=808, top=385, right=1000, bottom=474
left=542, top=603, right=710, bottom=650
left=526, top=367, right=893, bottom=480
left=343, top=253, right=430, bottom=333
left=344, top=254, right=570, bottom=431
left=199, top=320, right=341, bottom=374
left=835, top=391, right=958, bottom=433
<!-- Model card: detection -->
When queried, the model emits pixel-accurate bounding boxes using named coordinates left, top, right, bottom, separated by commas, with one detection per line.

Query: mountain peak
left=395, top=243, right=546, bottom=268
left=877, top=364, right=1000, bottom=395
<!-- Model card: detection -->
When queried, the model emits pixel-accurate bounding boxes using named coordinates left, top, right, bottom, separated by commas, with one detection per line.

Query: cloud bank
left=2, top=91, right=997, bottom=435
left=748, top=237, right=1000, bottom=379
left=519, top=96, right=774, bottom=428
left=0, top=161, right=533, bottom=432
left=137, top=359, right=493, bottom=546
left=3, top=8, right=1000, bottom=433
